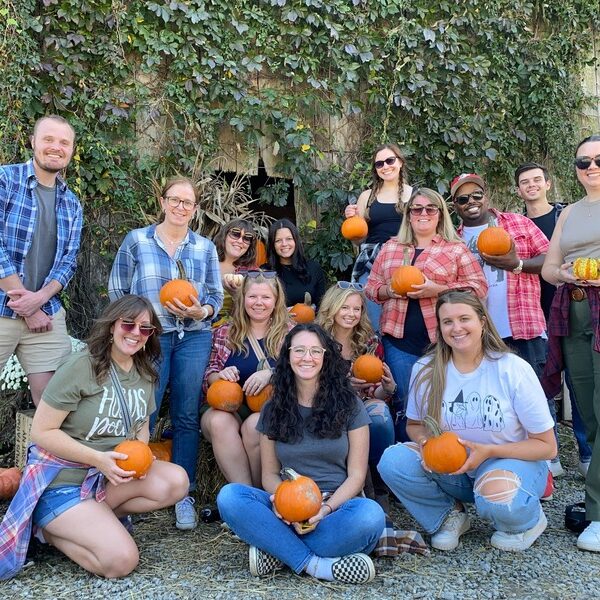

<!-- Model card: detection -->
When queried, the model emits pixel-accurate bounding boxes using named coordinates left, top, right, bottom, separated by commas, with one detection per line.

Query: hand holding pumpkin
left=406, top=276, right=447, bottom=299
left=479, top=239, right=519, bottom=271
left=217, top=366, right=240, bottom=382
left=556, top=262, right=580, bottom=284
left=165, top=295, right=207, bottom=320
left=242, top=368, right=272, bottom=397
left=344, top=204, right=359, bottom=219
left=451, top=439, right=492, bottom=474
left=95, top=450, right=137, bottom=486
left=379, top=362, right=396, bottom=396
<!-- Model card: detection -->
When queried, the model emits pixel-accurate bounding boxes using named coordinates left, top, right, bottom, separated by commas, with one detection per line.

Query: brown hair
left=213, top=219, right=257, bottom=267
left=160, top=176, right=199, bottom=204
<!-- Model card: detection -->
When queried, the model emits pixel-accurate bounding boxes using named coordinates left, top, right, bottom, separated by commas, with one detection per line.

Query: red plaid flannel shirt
left=457, top=209, right=549, bottom=340
left=365, top=235, right=488, bottom=341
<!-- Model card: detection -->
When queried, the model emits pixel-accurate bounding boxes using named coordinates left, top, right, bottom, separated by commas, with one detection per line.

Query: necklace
left=157, top=225, right=186, bottom=246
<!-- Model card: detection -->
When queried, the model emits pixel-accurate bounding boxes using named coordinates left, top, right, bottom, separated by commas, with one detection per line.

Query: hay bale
left=195, top=437, right=227, bottom=505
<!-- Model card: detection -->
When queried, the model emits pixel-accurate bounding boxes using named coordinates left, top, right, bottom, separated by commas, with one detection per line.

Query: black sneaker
left=249, top=546, right=283, bottom=576
left=331, top=553, right=375, bottom=584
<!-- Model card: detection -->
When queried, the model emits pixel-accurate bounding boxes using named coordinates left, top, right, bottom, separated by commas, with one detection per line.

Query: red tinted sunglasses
left=119, top=319, right=156, bottom=337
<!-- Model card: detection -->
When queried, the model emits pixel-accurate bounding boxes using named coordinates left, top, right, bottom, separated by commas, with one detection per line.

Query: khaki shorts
left=0, top=308, right=71, bottom=374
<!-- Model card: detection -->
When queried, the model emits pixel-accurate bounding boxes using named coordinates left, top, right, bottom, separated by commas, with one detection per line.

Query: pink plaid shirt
left=457, top=208, right=549, bottom=340
left=365, top=235, right=488, bottom=341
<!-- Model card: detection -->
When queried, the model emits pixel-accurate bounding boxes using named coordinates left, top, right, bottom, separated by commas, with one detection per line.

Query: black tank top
left=366, top=199, right=402, bottom=244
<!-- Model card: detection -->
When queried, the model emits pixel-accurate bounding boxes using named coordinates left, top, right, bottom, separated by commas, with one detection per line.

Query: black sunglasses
left=574, top=155, right=600, bottom=170
left=228, top=228, right=255, bottom=244
left=374, top=156, right=398, bottom=170
left=454, top=191, right=484, bottom=206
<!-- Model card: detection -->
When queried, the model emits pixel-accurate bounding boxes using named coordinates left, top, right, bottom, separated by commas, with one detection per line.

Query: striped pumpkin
left=573, top=257, right=600, bottom=280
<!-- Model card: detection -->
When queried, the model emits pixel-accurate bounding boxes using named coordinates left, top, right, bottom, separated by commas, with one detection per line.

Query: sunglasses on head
left=374, top=156, right=398, bottom=170
left=336, top=281, right=364, bottom=291
left=454, top=191, right=484, bottom=206
left=574, top=155, right=600, bottom=170
left=409, top=205, right=440, bottom=216
left=244, top=269, right=277, bottom=279
left=119, top=319, right=156, bottom=337
left=228, top=228, right=255, bottom=244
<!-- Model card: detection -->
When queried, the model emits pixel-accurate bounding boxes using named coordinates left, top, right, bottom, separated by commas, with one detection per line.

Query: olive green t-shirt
left=41, top=350, right=156, bottom=487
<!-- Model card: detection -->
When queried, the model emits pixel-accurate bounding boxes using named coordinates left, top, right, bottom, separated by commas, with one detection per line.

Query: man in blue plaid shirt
left=0, top=115, right=83, bottom=405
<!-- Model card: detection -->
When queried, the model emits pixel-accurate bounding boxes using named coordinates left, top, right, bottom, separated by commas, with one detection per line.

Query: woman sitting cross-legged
left=378, top=290, right=556, bottom=552
left=217, top=323, right=386, bottom=584
left=201, top=271, right=291, bottom=486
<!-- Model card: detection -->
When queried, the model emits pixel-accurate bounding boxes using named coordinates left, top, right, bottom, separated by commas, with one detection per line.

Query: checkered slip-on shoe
left=331, top=553, right=375, bottom=584
left=249, top=546, right=284, bottom=577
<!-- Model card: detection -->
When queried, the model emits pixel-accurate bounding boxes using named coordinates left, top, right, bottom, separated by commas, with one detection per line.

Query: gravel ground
left=1, top=424, right=598, bottom=600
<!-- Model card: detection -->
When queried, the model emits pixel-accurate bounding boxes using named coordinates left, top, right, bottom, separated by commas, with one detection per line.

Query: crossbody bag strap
left=109, top=363, right=133, bottom=436
left=247, top=333, right=270, bottom=372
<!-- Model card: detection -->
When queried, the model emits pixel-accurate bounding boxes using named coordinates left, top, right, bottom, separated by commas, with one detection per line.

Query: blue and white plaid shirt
left=108, top=224, right=224, bottom=334
left=0, top=159, right=83, bottom=318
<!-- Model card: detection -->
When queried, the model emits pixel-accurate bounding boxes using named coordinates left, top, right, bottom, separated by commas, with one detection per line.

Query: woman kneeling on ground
left=5, top=295, right=189, bottom=579
left=378, top=290, right=556, bottom=552
left=217, top=323, right=385, bottom=584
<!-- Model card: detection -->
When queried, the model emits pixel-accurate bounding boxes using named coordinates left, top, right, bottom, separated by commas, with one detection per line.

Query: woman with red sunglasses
left=1, top=295, right=189, bottom=579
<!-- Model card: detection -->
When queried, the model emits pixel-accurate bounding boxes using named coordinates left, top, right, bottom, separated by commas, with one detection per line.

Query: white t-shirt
left=461, top=224, right=512, bottom=338
left=407, top=353, right=554, bottom=446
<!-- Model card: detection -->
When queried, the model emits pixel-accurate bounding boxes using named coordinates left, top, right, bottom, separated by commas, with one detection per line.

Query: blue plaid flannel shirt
left=108, top=224, right=224, bottom=333
left=0, top=159, right=83, bottom=318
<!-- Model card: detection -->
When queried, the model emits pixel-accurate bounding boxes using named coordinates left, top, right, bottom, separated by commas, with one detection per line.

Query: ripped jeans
left=378, top=442, right=548, bottom=535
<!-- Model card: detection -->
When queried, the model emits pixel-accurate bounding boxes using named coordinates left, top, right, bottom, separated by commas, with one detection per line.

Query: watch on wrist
left=512, top=259, right=523, bottom=275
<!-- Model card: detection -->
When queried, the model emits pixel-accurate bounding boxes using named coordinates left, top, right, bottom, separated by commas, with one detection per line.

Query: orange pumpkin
left=421, top=416, right=467, bottom=474
left=148, top=439, right=172, bottom=462
left=390, top=247, right=425, bottom=296
left=114, top=440, right=154, bottom=478
left=476, top=226, right=512, bottom=256
left=341, top=216, right=369, bottom=242
left=206, top=380, right=244, bottom=412
left=290, top=292, right=316, bottom=323
left=255, top=239, right=268, bottom=266
left=352, top=354, right=384, bottom=383
left=246, top=384, right=273, bottom=412
left=159, top=259, right=198, bottom=307
left=274, top=467, right=322, bottom=523
left=573, top=257, right=600, bottom=280
left=0, top=467, right=21, bottom=500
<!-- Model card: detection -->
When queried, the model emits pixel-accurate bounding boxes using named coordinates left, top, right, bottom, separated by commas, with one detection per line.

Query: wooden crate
left=15, top=409, right=35, bottom=468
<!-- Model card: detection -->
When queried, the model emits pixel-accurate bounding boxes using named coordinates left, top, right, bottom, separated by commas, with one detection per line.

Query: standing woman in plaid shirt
left=365, top=188, right=487, bottom=442
left=108, top=176, right=223, bottom=530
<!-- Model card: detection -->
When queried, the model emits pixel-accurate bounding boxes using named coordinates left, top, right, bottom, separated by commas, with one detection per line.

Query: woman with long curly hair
left=263, top=218, right=326, bottom=309
left=201, top=272, right=291, bottom=486
left=217, top=323, right=385, bottom=584
left=344, top=143, right=414, bottom=331
left=316, top=282, right=395, bottom=510
left=1, top=295, right=189, bottom=579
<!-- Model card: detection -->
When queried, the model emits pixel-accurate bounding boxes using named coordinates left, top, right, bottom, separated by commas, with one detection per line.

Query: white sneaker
left=577, top=521, right=600, bottom=552
left=490, top=510, right=547, bottom=551
left=547, top=458, right=565, bottom=478
left=175, top=496, right=198, bottom=530
left=431, top=509, right=471, bottom=551
left=578, top=460, right=590, bottom=477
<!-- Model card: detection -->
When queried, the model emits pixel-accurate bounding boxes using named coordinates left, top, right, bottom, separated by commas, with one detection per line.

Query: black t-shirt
left=262, top=260, right=326, bottom=308
left=530, top=207, right=558, bottom=323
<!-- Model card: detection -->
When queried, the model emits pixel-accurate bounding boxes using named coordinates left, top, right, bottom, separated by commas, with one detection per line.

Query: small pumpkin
left=573, top=257, right=600, bottom=280
left=421, top=416, right=467, bottom=474
left=206, top=379, right=244, bottom=412
left=246, top=384, right=273, bottom=412
left=352, top=354, right=384, bottom=383
left=114, top=439, right=154, bottom=478
left=255, top=239, right=268, bottom=266
left=148, top=439, right=172, bottom=462
left=274, top=467, right=322, bottom=523
left=390, top=247, right=425, bottom=296
left=341, top=216, right=369, bottom=242
left=159, top=259, right=199, bottom=307
left=290, top=292, right=316, bottom=324
left=476, top=226, right=512, bottom=256
left=0, top=467, right=22, bottom=500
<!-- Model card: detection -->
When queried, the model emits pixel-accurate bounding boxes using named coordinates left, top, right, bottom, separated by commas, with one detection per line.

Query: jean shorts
left=32, top=485, right=85, bottom=529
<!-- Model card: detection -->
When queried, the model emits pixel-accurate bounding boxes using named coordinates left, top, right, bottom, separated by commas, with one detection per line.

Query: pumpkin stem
left=127, top=418, right=146, bottom=441
left=176, top=259, right=188, bottom=281
left=304, top=292, right=312, bottom=306
left=280, top=467, right=301, bottom=481
left=423, top=415, right=443, bottom=437
left=402, top=246, right=410, bottom=266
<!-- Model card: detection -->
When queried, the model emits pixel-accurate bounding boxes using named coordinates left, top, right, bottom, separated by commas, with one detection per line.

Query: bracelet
left=198, top=306, right=209, bottom=321
left=322, top=503, right=333, bottom=515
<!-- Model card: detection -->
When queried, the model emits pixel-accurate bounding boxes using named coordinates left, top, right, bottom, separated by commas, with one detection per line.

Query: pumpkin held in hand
left=159, top=259, right=198, bottom=307
left=246, top=384, right=273, bottom=412
left=390, top=247, right=425, bottom=296
left=274, top=467, right=322, bottom=523
left=290, top=292, right=316, bottom=323
left=352, top=354, right=384, bottom=384
left=207, top=380, right=244, bottom=412
left=341, top=216, right=369, bottom=242
left=476, top=226, right=511, bottom=256
left=115, top=440, right=154, bottom=478
left=573, top=257, right=600, bottom=280
left=421, top=416, right=467, bottom=474
left=0, top=467, right=21, bottom=500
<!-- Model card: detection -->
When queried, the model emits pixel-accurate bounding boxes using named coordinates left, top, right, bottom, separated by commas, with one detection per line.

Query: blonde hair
left=316, top=285, right=376, bottom=359
left=396, top=187, right=460, bottom=244
left=228, top=274, right=290, bottom=357
left=412, top=290, right=509, bottom=423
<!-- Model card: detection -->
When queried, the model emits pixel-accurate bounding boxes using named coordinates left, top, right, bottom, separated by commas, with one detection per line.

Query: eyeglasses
left=408, top=205, right=440, bottom=216
left=453, top=191, right=484, bottom=206
left=290, top=346, right=326, bottom=358
left=374, top=156, right=398, bottom=170
left=227, top=228, right=255, bottom=244
left=244, top=269, right=277, bottom=279
left=118, top=319, right=156, bottom=337
left=336, top=281, right=364, bottom=291
left=164, top=196, right=197, bottom=211
left=574, top=155, right=600, bottom=170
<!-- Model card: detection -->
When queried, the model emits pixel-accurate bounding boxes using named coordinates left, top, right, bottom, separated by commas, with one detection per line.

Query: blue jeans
left=381, top=337, right=420, bottom=442
left=217, top=483, right=385, bottom=573
left=378, top=443, right=547, bottom=534
left=364, top=399, right=395, bottom=466
left=358, top=270, right=381, bottom=334
left=566, top=371, right=593, bottom=463
left=152, top=328, right=212, bottom=491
